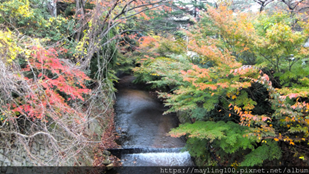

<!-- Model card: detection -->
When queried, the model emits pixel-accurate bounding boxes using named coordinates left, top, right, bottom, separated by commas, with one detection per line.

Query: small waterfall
left=109, top=147, right=194, bottom=166
left=122, top=151, right=194, bottom=166
left=113, top=75, right=195, bottom=171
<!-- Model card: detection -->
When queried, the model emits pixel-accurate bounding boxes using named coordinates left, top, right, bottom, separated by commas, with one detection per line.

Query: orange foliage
left=10, top=47, right=90, bottom=122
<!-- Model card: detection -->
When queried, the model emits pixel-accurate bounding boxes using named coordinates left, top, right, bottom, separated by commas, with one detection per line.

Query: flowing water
left=113, top=75, right=194, bottom=168
left=121, top=151, right=193, bottom=166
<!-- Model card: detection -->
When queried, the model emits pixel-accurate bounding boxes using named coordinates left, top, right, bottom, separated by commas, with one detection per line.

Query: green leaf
left=240, top=140, right=281, bottom=166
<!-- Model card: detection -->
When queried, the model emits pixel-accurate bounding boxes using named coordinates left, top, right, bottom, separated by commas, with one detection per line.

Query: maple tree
left=2, top=0, right=309, bottom=167
left=11, top=47, right=90, bottom=121
left=0, top=32, right=102, bottom=165
left=131, top=4, right=309, bottom=166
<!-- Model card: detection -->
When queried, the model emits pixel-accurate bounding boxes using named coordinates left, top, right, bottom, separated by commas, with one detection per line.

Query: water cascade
left=112, top=75, right=194, bottom=169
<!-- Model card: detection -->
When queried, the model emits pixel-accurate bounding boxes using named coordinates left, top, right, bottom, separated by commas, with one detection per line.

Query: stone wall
left=0, top=134, right=72, bottom=167
left=0, top=115, right=107, bottom=168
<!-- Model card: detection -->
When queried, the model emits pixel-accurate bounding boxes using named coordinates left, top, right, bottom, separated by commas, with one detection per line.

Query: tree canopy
left=129, top=1, right=309, bottom=166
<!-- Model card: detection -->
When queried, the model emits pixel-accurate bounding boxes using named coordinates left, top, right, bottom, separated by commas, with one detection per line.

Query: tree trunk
left=75, top=0, right=85, bottom=42
left=47, top=0, right=57, bottom=17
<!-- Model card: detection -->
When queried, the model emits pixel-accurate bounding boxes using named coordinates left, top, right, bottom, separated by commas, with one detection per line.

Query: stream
left=111, top=75, right=194, bottom=171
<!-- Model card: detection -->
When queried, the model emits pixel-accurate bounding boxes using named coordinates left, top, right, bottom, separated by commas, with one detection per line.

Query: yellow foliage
left=0, top=0, right=33, bottom=18
left=299, top=156, right=305, bottom=160
left=0, top=30, right=22, bottom=64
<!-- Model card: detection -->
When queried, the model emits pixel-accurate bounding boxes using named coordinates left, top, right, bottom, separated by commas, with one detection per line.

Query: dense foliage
left=131, top=4, right=309, bottom=166
left=0, top=0, right=168, bottom=166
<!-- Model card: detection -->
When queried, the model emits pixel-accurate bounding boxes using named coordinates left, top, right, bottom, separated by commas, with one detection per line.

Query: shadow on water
left=111, top=75, right=194, bottom=171
left=114, top=75, right=186, bottom=148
